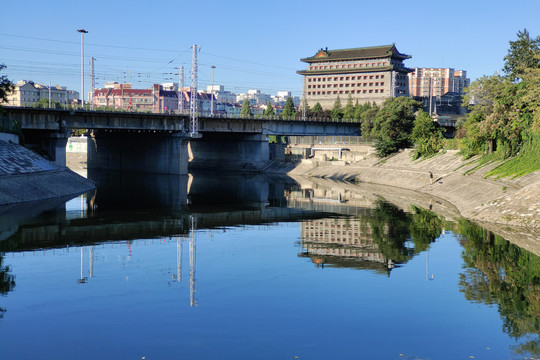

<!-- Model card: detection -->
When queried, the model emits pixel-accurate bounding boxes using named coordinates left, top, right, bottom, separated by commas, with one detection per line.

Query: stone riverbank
left=288, top=148, right=540, bottom=231
left=0, top=139, right=95, bottom=205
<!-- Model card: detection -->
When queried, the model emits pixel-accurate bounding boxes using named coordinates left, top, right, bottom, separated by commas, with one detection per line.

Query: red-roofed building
left=92, top=83, right=216, bottom=114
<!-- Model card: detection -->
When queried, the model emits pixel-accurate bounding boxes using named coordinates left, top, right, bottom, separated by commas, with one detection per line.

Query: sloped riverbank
left=288, top=149, right=540, bottom=230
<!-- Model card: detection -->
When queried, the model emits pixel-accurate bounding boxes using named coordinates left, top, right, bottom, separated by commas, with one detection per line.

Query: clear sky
left=2, top=0, right=540, bottom=100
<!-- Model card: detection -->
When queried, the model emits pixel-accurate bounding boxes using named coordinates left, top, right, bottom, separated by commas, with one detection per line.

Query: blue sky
left=2, top=0, right=540, bottom=100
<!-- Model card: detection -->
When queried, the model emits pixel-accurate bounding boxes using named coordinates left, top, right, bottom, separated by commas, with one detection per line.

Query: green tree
left=503, top=29, right=540, bottom=81
left=330, top=96, right=343, bottom=120
left=360, top=103, right=378, bottom=141
left=264, top=100, right=275, bottom=117
left=411, top=110, right=444, bottom=159
left=354, top=101, right=369, bottom=120
left=299, top=98, right=310, bottom=119
left=312, top=102, right=323, bottom=114
left=34, top=98, right=63, bottom=109
left=343, top=94, right=355, bottom=120
left=0, top=64, right=14, bottom=104
left=281, top=97, right=296, bottom=119
left=372, top=97, right=421, bottom=157
left=240, top=99, right=252, bottom=117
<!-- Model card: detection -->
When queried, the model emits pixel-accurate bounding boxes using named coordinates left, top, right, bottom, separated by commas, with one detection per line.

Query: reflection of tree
left=458, top=220, right=540, bottom=356
left=368, top=200, right=413, bottom=264
left=368, top=200, right=443, bottom=265
left=409, top=205, right=443, bottom=253
left=0, top=254, right=16, bottom=318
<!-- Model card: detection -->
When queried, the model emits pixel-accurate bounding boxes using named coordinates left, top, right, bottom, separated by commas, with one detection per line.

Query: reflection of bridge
left=5, top=107, right=361, bottom=174
left=0, top=204, right=331, bottom=253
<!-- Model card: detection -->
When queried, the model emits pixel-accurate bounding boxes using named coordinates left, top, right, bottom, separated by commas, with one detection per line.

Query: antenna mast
left=190, top=45, right=199, bottom=135
left=90, top=57, right=95, bottom=110
left=178, top=65, right=184, bottom=114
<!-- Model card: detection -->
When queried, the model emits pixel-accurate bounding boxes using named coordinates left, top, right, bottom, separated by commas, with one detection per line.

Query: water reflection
left=0, top=254, right=15, bottom=318
left=1, top=172, right=540, bottom=358
left=458, top=219, right=540, bottom=356
left=299, top=201, right=443, bottom=274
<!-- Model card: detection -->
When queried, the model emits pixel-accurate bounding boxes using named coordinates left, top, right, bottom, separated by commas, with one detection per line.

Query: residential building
left=408, top=68, right=470, bottom=98
left=3, top=80, right=79, bottom=107
left=205, top=85, right=236, bottom=105
left=297, top=44, right=413, bottom=109
left=236, top=89, right=271, bottom=106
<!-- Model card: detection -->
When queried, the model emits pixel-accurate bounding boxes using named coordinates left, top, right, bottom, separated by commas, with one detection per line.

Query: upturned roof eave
left=297, top=66, right=414, bottom=75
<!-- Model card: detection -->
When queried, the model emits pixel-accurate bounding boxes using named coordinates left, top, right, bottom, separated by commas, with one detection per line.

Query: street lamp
left=77, top=29, right=88, bottom=108
left=210, top=65, right=215, bottom=116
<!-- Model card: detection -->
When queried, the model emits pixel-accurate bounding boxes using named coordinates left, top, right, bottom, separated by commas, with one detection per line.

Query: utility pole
left=190, top=45, right=199, bottom=135
left=90, top=57, right=95, bottom=110
left=77, top=29, right=88, bottom=108
left=48, top=81, right=51, bottom=108
left=210, top=65, right=215, bottom=116
left=178, top=66, right=184, bottom=114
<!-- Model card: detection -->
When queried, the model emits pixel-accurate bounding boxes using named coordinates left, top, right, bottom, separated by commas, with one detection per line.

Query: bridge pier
left=88, top=130, right=189, bottom=175
left=44, top=131, right=70, bottom=166
left=188, top=133, right=270, bottom=171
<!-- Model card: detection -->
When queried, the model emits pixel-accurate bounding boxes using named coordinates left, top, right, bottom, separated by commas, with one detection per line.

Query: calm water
left=1, top=172, right=539, bottom=360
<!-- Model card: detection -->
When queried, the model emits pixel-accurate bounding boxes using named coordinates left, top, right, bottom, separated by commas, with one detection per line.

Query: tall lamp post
left=210, top=65, right=215, bottom=116
left=77, top=29, right=88, bottom=108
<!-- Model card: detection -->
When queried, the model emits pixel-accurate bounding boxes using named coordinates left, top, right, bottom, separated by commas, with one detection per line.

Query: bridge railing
left=4, top=106, right=363, bottom=124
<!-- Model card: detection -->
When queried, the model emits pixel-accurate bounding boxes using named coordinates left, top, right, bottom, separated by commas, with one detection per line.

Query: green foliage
left=0, top=64, right=14, bottom=104
left=360, top=103, right=378, bottom=141
left=459, top=31, right=540, bottom=177
left=458, top=219, right=540, bottom=355
left=312, top=102, right=323, bottom=114
left=503, top=28, right=540, bottom=81
left=411, top=110, right=444, bottom=159
left=372, top=97, right=421, bottom=157
left=486, top=133, right=540, bottom=178
left=343, top=94, right=355, bottom=120
left=240, top=99, right=252, bottom=117
left=33, top=98, right=63, bottom=109
left=264, top=100, right=275, bottom=117
left=281, top=97, right=296, bottom=119
left=330, top=96, right=343, bottom=120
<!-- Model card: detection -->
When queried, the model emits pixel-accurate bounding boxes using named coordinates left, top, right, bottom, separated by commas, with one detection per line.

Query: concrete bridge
left=5, top=107, right=361, bottom=174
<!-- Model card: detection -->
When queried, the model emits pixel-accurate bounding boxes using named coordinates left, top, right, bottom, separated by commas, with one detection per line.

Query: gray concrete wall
left=188, top=133, right=270, bottom=171
left=88, top=131, right=188, bottom=175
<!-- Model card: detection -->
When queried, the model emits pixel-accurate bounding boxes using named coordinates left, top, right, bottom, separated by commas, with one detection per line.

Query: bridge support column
left=43, top=131, right=70, bottom=166
left=188, top=133, right=270, bottom=171
left=88, top=130, right=189, bottom=175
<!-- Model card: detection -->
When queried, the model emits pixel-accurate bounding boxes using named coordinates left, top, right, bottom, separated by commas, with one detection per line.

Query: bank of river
left=288, top=148, right=540, bottom=230
left=0, top=139, right=95, bottom=205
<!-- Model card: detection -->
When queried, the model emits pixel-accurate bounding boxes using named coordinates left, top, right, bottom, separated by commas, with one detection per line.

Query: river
left=0, top=171, right=538, bottom=360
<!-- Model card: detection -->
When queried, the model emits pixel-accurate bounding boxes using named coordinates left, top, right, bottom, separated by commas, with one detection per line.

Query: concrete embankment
left=288, top=148, right=540, bottom=230
left=0, top=138, right=95, bottom=205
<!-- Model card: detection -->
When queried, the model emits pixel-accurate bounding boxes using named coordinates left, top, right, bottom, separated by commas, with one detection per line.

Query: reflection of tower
left=77, top=247, right=88, bottom=284
left=426, top=250, right=434, bottom=281
left=176, top=237, right=182, bottom=283
left=189, top=216, right=197, bottom=307
left=89, top=246, right=94, bottom=278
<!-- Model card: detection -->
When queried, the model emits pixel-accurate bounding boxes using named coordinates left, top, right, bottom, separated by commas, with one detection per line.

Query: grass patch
left=485, top=135, right=540, bottom=179
left=463, top=153, right=500, bottom=175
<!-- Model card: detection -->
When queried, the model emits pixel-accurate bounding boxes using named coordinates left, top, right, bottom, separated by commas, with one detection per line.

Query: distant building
left=297, top=44, right=413, bottom=109
left=3, top=80, right=79, bottom=107
left=408, top=68, right=470, bottom=98
left=206, top=85, right=237, bottom=104
left=92, top=83, right=178, bottom=113
left=236, top=89, right=271, bottom=106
